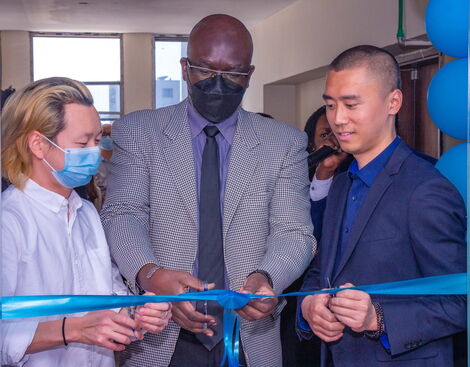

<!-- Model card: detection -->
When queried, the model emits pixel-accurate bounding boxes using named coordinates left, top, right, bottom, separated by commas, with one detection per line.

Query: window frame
left=153, top=35, right=188, bottom=109
left=31, top=32, right=123, bottom=123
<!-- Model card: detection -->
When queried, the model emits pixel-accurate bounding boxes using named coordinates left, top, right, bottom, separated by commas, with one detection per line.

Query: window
left=32, top=35, right=121, bottom=123
left=162, top=88, right=174, bottom=98
left=155, top=39, right=188, bottom=108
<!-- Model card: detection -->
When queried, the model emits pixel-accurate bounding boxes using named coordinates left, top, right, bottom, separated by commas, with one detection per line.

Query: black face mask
left=190, top=74, right=246, bottom=123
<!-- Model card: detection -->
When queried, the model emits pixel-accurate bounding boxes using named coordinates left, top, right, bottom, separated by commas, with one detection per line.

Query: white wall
left=122, top=33, right=154, bottom=114
left=263, top=84, right=296, bottom=126
left=1, top=31, right=31, bottom=90
left=244, top=0, right=429, bottom=129
left=296, top=76, right=326, bottom=130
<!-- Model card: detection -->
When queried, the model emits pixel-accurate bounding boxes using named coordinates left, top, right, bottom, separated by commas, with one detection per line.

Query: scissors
left=326, top=277, right=336, bottom=297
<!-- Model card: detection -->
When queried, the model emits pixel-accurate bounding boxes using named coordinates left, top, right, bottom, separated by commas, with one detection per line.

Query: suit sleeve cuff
left=298, top=313, right=311, bottom=332
left=296, top=299, right=313, bottom=340
left=309, top=174, right=333, bottom=201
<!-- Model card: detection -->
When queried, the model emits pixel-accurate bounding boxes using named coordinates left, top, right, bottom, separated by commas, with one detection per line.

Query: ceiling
left=0, top=0, right=297, bottom=35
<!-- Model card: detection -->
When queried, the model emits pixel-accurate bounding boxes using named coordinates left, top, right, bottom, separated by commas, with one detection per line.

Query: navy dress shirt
left=299, top=137, right=401, bottom=347
left=332, top=136, right=401, bottom=277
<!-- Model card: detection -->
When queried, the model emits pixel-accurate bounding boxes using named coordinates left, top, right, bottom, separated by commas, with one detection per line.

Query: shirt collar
left=348, top=136, right=401, bottom=187
left=23, top=179, right=83, bottom=214
left=187, top=102, right=238, bottom=144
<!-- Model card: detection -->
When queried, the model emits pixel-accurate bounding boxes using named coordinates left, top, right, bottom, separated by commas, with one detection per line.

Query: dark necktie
left=196, top=125, right=224, bottom=350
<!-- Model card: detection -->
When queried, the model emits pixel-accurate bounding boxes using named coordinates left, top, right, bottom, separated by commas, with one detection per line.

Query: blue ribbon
left=221, top=310, right=240, bottom=367
left=1, top=273, right=467, bottom=366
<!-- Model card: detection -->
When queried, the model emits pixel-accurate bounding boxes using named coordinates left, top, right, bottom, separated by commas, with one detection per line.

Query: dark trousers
left=281, top=276, right=320, bottom=367
left=169, top=329, right=247, bottom=367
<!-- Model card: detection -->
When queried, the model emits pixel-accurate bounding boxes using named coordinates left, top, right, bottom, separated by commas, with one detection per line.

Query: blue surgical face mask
left=41, top=135, right=102, bottom=188
left=99, top=135, right=113, bottom=151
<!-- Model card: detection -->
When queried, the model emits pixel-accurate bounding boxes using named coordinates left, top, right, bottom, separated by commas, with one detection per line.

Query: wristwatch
left=132, top=264, right=160, bottom=295
left=145, top=264, right=160, bottom=280
left=247, top=269, right=274, bottom=288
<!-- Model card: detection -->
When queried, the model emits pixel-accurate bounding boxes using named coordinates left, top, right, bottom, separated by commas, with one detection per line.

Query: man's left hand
left=328, top=283, right=377, bottom=333
left=236, top=273, right=278, bottom=321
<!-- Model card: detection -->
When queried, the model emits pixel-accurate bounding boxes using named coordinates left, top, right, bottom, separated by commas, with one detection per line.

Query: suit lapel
left=332, top=172, right=392, bottom=283
left=323, top=173, right=350, bottom=283
left=162, top=100, right=199, bottom=229
left=332, top=142, right=412, bottom=283
left=223, top=109, right=260, bottom=240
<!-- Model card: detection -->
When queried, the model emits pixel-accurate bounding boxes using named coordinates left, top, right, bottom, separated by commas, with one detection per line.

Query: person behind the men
left=101, top=13, right=315, bottom=367
left=1, top=77, right=172, bottom=366
left=298, top=45, right=466, bottom=367
left=305, top=106, right=352, bottom=241
left=304, top=106, right=351, bottom=182
left=95, top=122, right=113, bottom=202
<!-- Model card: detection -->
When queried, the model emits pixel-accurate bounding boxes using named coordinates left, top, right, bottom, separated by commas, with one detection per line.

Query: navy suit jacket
left=300, top=142, right=466, bottom=367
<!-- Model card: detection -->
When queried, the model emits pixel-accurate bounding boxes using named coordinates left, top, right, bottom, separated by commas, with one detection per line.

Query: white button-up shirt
left=309, top=173, right=333, bottom=201
left=2, top=179, right=128, bottom=366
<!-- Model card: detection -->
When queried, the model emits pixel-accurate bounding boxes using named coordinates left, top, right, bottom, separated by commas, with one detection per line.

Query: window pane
left=99, top=113, right=121, bottom=121
left=33, top=37, right=120, bottom=82
left=155, top=40, right=188, bottom=108
left=86, top=84, right=120, bottom=112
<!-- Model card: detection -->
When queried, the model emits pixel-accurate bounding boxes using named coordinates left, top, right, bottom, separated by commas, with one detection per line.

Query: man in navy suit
left=298, top=45, right=466, bottom=366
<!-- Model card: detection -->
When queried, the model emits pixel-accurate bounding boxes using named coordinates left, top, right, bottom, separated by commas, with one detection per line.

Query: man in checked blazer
left=101, top=14, right=315, bottom=367
left=298, top=45, right=466, bottom=367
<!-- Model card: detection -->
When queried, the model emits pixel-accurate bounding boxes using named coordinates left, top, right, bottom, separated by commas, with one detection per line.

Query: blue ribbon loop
left=1, top=273, right=467, bottom=367
left=221, top=310, right=241, bottom=367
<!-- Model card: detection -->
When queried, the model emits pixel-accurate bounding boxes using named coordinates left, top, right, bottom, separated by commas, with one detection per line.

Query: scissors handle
left=326, top=277, right=336, bottom=297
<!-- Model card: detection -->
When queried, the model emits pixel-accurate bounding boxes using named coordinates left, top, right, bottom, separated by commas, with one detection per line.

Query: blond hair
left=1, top=77, right=93, bottom=189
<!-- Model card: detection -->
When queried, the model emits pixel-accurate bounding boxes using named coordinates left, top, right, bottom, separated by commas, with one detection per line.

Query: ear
left=245, top=65, right=255, bottom=88
left=180, top=57, right=189, bottom=82
left=388, top=89, right=403, bottom=115
left=28, top=131, right=49, bottom=160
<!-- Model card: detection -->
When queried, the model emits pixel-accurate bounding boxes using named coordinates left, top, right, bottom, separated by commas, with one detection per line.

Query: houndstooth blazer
left=101, top=99, right=316, bottom=367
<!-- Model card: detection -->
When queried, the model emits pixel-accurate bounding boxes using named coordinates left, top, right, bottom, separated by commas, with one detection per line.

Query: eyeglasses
left=186, top=59, right=251, bottom=84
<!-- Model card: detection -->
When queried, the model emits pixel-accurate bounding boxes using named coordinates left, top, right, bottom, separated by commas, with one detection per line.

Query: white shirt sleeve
left=111, top=261, right=130, bottom=296
left=1, top=182, right=117, bottom=366
left=309, top=173, right=333, bottom=201
left=2, top=213, right=38, bottom=366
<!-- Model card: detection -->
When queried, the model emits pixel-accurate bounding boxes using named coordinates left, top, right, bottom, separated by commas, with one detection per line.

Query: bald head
left=187, top=14, right=253, bottom=71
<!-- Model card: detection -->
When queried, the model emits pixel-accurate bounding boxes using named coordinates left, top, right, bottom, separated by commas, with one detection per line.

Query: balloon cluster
left=426, top=0, right=469, bottom=205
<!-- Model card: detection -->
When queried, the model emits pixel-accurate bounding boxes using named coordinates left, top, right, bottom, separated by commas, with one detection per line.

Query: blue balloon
left=427, top=58, right=468, bottom=140
left=425, top=0, right=469, bottom=58
left=435, top=142, right=468, bottom=206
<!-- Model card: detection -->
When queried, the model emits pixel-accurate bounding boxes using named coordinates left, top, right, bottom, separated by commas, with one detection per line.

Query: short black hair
left=329, top=45, right=401, bottom=92
left=304, top=105, right=326, bottom=152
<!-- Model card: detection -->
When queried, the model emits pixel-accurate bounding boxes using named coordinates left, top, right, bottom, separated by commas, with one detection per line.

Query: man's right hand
left=137, top=266, right=216, bottom=336
left=301, top=293, right=345, bottom=342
